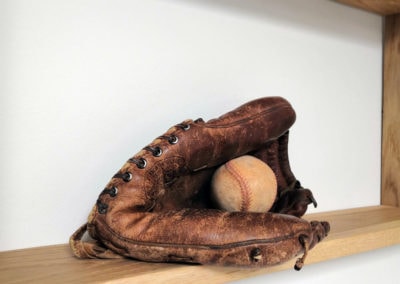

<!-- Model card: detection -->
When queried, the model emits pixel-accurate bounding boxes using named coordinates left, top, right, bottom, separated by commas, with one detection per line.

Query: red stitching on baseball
left=225, top=160, right=252, bottom=211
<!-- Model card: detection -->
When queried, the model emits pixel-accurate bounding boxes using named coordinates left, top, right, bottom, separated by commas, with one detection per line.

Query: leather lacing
left=127, top=123, right=190, bottom=169
left=95, top=121, right=195, bottom=214
left=96, top=186, right=118, bottom=214
left=143, top=146, right=163, bottom=157
left=113, top=172, right=132, bottom=182
left=294, top=235, right=309, bottom=271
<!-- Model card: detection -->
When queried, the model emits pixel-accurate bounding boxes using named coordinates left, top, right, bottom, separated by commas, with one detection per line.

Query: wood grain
left=382, top=14, right=400, bottom=207
left=335, top=0, right=400, bottom=15
left=1, top=206, right=400, bottom=284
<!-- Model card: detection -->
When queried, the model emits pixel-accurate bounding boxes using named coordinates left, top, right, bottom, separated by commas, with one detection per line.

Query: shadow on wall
left=170, top=0, right=381, bottom=44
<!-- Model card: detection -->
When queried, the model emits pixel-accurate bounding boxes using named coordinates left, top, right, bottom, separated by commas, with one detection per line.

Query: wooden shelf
left=1, top=205, right=400, bottom=284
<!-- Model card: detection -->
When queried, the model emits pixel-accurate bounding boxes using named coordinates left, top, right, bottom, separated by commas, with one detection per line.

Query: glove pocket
left=91, top=210, right=322, bottom=269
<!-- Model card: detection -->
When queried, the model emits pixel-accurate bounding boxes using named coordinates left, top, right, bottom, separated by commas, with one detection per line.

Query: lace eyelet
left=153, top=147, right=163, bottom=157
left=109, top=186, right=118, bottom=197
left=137, top=158, right=147, bottom=169
left=168, top=135, right=178, bottom=144
left=128, top=157, right=147, bottom=169
left=122, top=172, right=132, bottom=182
left=98, top=206, right=107, bottom=214
left=97, top=201, right=108, bottom=214
left=250, top=248, right=262, bottom=262
left=177, top=123, right=190, bottom=131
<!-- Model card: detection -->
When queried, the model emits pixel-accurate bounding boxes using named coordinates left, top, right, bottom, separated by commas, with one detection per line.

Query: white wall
left=1, top=0, right=394, bottom=282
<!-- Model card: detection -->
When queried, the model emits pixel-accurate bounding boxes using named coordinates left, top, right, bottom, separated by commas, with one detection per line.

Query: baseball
left=211, top=155, right=277, bottom=212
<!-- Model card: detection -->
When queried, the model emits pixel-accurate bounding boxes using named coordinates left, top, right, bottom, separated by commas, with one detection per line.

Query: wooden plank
left=382, top=14, right=400, bottom=207
left=335, top=0, right=400, bottom=15
left=1, top=206, right=400, bottom=284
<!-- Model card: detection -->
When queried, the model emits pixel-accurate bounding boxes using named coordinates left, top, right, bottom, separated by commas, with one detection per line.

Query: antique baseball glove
left=70, top=96, right=329, bottom=270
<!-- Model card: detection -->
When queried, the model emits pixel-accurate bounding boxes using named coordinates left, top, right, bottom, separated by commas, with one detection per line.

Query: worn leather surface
left=70, top=96, right=329, bottom=268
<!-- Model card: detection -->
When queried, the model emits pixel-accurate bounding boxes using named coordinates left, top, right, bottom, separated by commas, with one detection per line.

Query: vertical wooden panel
left=335, top=0, right=400, bottom=15
left=382, top=14, right=400, bottom=207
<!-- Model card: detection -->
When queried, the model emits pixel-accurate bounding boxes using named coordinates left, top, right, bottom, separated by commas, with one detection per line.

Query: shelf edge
left=1, top=205, right=400, bottom=284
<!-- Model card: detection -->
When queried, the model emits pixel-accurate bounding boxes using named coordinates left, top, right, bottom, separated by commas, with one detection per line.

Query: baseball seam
left=225, top=161, right=252, bottom=211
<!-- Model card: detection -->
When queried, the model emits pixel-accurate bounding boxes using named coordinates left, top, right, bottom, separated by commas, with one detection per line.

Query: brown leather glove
left=70, top=96, right=329, bottom=270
